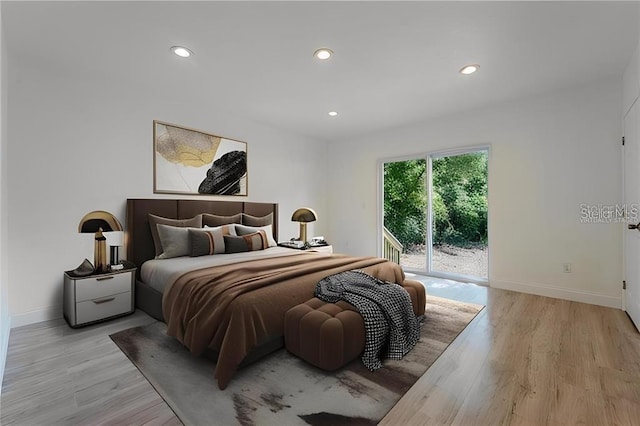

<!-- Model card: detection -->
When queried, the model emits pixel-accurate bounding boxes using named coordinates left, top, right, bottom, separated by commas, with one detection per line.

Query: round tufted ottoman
left=284, top=279, right=426, bottom=371
left=402, top=278, right=427, bottom=317
left=284, top=298, right=365, bottom=371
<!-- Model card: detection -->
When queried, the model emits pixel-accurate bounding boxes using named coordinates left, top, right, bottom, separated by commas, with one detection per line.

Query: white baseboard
left=0, top=313, right=11, bottom=391
left=10, top=305, right=61, bottom=328
left=491, top=279, right=622, bottom=309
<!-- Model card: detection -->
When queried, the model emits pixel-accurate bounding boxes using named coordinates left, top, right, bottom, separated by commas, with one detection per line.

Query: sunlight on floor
left=405, top=272, right=488, bottom=305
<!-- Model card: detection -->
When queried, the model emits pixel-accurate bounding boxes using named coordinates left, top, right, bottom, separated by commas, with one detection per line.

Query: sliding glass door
left=382, top=158, right=427, bottom=270
left=381, top=148, right=488, bottom=283
left=429, top=149, right=488, bottom=281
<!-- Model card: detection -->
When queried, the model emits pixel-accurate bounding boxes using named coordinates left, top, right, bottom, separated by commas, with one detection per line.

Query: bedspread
left=162, top=253, right=404, bottom=389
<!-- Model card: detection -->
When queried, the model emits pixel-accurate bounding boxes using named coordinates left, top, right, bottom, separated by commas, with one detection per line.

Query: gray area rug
left=110, top=295, right=483, bottom=426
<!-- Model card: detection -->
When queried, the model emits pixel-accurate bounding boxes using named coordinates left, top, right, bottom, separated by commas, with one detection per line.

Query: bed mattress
left=140, top=246, right=304, bottom=293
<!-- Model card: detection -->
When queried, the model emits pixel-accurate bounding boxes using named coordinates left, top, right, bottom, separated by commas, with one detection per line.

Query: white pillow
left=235, top=224, right=277, bottom=247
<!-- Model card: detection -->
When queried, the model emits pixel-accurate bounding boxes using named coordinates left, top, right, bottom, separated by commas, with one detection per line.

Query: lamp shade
left=78, top=211, right=123, bottom=233
left=78, top=210, right=123, bottom=274
left=291, top=208, right=317, bottom=223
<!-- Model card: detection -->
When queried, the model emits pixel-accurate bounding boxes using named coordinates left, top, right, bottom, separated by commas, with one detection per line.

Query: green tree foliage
left=383, top=160, right=427, bottom=247
left=384, top=152, right=487, bottom=248
left=432, top=152, right=488, bottom=246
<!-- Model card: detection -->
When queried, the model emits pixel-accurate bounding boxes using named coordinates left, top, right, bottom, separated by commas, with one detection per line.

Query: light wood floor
left=2, top=279, right=639, bottom=425
left=383, top=277, right=640, bottom=425
left=1, top=312, right=180, bottom=425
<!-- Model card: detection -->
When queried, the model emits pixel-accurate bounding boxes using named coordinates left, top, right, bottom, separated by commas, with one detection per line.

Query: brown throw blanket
left=162, top=253, right=405, bottom=389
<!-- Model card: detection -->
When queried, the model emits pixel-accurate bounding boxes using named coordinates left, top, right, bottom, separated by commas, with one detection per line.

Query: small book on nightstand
left=309, top=236, right=328, bottom=247
left=278, top=238, right=330, bottom=251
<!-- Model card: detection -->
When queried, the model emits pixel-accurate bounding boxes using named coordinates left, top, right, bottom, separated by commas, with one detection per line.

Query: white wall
left=0, top=4, right=10, bottom=389
left=7, top=57, right=328, bottom=326
left=623, top=45, right=639, bottom=118
left=327, top=79, right=623, bottom=308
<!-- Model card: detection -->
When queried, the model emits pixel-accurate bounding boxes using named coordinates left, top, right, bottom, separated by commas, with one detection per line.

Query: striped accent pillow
left=189, top=224, right=236, bottom=256
left=235, top=224, right=277, bottom=247
left=224, top=230, right=269, bottom=254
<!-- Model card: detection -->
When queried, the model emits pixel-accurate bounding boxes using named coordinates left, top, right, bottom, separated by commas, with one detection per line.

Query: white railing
left=383, top=227, right=403, bottom=264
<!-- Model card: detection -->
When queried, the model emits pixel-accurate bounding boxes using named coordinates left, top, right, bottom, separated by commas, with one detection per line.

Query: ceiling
left=3, top=1, right=639, bottom=142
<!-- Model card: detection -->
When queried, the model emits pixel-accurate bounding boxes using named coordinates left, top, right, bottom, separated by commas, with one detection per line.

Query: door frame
left=377, top=144, right=491, bottom=284
left=623, top=103, right=630, bottom=314
left=623, top=99, right=640, bottom=328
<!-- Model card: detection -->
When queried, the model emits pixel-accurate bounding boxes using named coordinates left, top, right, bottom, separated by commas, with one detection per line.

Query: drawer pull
left=92, top=297, right=115, bottom=305
left=96, top=276, right=114, bottom=281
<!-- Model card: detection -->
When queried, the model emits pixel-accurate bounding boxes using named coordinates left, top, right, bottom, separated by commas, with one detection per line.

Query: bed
left=126, top=198, right=406, bottom=389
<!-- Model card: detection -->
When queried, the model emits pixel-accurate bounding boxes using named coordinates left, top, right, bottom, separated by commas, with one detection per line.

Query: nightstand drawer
left=75, top=291, right=132, bottom=324
left=75, top=273, right=132, bottom=302
left=309, top=245, right=333, bottom=254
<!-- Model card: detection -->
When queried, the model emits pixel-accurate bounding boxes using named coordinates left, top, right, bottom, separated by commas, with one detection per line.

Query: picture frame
left=153, top=121, right=248, bottom=196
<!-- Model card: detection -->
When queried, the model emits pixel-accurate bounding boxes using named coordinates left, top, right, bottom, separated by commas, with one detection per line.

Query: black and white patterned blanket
left=314, top=270, right=421, bottom=370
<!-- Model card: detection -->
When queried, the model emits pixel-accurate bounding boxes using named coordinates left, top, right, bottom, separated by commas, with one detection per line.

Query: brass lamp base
left=94, top=229, right=108, bottom=273
left=298, top=223, right=308, bottom=243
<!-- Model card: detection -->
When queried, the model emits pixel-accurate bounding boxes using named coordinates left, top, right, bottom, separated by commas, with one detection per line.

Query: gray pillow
left=236, top=224, right=277, bottom=247
left=242, top=212, right=273, bottom=227
left=148, top=214, right=202, bottom=257
left=156, top=224, right=198, bottom=259
left=202, top=213, right=242, bottom=227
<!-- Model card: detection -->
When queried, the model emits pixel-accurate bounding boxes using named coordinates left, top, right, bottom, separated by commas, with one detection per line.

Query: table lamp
left=78, top=210, right=123, bottom=273
left=291, top=207, right=317, bottom=243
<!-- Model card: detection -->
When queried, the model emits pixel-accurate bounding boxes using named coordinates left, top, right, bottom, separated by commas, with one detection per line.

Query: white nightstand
left=63, top=264, right=136, bottom=328
left=308, top=245, right=333, bottom=254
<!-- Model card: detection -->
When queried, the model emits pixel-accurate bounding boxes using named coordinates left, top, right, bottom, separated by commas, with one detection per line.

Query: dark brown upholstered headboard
left=126, top=199, right=278, bottom=278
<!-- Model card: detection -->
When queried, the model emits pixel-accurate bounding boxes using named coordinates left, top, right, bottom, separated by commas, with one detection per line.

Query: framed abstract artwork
left=153, top=121, right=248, bottom=196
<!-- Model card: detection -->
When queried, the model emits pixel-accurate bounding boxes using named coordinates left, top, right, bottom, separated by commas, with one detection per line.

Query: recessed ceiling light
left=314, top=48, right=333, bottom=60
left=459, top=64, right=480, bottom=75
left=328, top=111, right=338, bottom=117
left=171, top=46, right=193, bottom=58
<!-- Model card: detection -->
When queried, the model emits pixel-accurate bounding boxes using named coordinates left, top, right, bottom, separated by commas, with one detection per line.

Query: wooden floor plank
left=1, top=311, right=178, bottom=426
left=382, top=287, right=640, bottom=425
left=3, top=281, right=640, bottom=425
